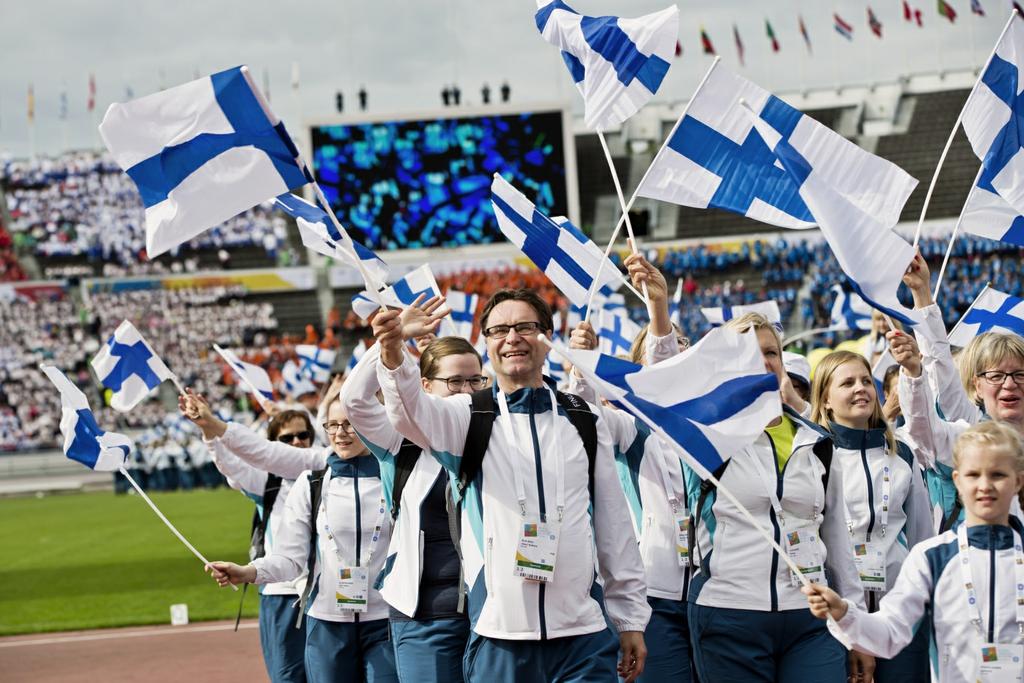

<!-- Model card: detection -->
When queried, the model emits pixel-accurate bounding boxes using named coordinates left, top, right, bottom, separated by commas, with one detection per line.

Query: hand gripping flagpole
left=212, top=344, right=273, bottom=413
left=540, top=334, right=853, bottom=649
left=584, top=57, right=722, bottom=325
left=912, top=10, right=1018, bottom=248
left=933, top=165, right=984, bottom=303
left=118, top=466, right=239, bottom=591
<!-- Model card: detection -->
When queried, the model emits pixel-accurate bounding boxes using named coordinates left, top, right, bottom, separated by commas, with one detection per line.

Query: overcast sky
left=0, top=0, right=1008, bottom=158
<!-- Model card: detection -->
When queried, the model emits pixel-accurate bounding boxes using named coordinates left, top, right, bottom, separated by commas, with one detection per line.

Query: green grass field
left=0, top=488, right=259, bottom=635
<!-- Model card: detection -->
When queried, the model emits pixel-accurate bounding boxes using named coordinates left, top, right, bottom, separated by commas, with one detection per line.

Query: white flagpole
left=213, top=344, right=273, bottom=411
left=583, top=57, right=722, bottom=324
left=933, top=166, right=985, bottom=302
left=912, top=10, right=1017, bottom=247
left=948, top=281, right=992, bottom=341
left=118, top=466, right=238, bottom=591
left=539, top=335, right=853, bottom=649
left=782, top=325, right=841, bottom=347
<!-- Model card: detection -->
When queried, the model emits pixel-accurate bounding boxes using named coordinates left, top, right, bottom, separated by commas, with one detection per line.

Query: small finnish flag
left=42, top=365, right=133, bottom=471
left=701, top=301, right=782, bottom=327
left=295, top=346, right=337, bottom=383
left=351, top=264, right=444, bottom=321
left=281, top=359, right=318, bottom=397
left=91, top=320, right=175, bottom=411
left=215, top=346, right=275, bottom=402
left=597, top=309, right=642, bottom=357
left=948, top=285, right=1024, bottom=347
left=439, top=289, right=479, bottom=341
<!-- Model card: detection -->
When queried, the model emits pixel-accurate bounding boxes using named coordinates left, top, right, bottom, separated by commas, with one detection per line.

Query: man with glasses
left=371, top=288, right=650, bottom=683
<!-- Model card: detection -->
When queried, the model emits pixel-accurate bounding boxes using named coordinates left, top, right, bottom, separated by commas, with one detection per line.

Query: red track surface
left=0, top=619, right=267, bottom=682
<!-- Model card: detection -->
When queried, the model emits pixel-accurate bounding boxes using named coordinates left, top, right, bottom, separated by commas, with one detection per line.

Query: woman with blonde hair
left=810, top=350, right=933, bottom=682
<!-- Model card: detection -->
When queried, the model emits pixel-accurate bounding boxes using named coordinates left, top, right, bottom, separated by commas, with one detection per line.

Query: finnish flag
left=830, top=285, right=873, bottom=332
left=91, top=320, right=175, bottom=411
left=551, top=326, right=781, bottom=480
left=439, top=289, right=479, bottom=341
left=214, top=345, right=275, bottom=402
left=351, top=264, right=444, bottom=321
left=636, top=62, right=917, bottom=230
left=99, top=66, right=309, bottom=258
left=948, top=285, right=1024, bottom=347
left=491, top=174, right=623, bottom=308
left=746, top=106, right=921, bottom=327
left=345, top=340, right=370, bottom=374
left=701, top=301, right=782, bottom=327
left=41, top=365, right=133, bottom=472
left=961, top=17, right=1024, bottom=217
left=274, top=192, right=388, bottom=287
left=544, top=352, right=567, bottom=386
left=295, top=345, right=337, bottom=383
left=959, top=180, right=1024, bottom=247
left=535, top=0, right=679, bottom=131
left=281, top=359, right=317, bottom=398
left=597, top=309, right=642, bottom=357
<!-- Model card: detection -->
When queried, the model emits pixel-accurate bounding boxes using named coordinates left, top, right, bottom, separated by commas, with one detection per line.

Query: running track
left=0, top=620, right=267, bottom=682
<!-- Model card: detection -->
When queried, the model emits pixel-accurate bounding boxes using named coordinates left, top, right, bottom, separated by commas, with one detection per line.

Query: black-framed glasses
left=431, top=375, right=490, bottom=392
left=278, top=431, right=312, bottom=444
left=323, top=421, right=355, bottom=435
left=482, top=321, right=543, bottom=339
left=977, top=370, right=1024, bottom=386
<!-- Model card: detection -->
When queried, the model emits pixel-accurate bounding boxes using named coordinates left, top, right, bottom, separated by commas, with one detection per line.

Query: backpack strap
left=940, top=495, right=963, bottom=534
left=554, top=391, right=598, bottom=498
left=295, top=468, right=328, bottom=628
left=811, top=438, right=834, bottom=506
left=458, top=389, right=497, bottom=494
left=249, top=474, right=283, bottom=561
left=389, top=439, right=423, bottom=520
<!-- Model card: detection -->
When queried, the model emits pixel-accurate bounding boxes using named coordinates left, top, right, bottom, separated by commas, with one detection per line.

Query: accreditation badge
left=852, top=541, right=887, bottom=592
left=785, top=525, right=825, bottom=586
left=978, top=643, right=1024, bottom=682
left=514, top=517, right=560, bottom=582
left=675, top=512, right=690, bottom=568
left=335, top=566, right=369, bottom=613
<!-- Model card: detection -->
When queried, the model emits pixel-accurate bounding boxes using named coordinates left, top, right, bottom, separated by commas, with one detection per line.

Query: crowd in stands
left=0, top=213, right=26, bottom=282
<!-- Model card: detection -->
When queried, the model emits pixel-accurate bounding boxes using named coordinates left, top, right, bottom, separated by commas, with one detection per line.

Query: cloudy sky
left=0, top=0, right=1008, bottom=158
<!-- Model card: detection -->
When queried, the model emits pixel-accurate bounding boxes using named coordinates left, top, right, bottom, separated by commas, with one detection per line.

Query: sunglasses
left=278, top=431, right=312, bottom=444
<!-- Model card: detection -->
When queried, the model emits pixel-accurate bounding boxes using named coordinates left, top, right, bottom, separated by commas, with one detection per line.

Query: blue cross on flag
left=214, top=345, right=275, bottom=402
left=351, top=264, right=445, bottom=321
left=274, top=193, right=388, bottom=288
left=439, top=289, right=479, bottom=341
left=41, top=365, right=133, bottom=471
left=91, top=320, right=175, bottom=411
left=535, top=0, right=679, bottom=131
left=345, top=340, right=370, bottom=374
left=295, top=345, right=337, bottom=383
left=597, top=309, right=642, bottom=357
left=636, top=61, right=917, bottom=230
left=99, top=66, right=310, bottom=258
left=550, top=326, right=781, bottom=480
left=491, top=174, right=623, bottom=308
left=948, top=284, right=1024, bottom=347
left=830, top=285, right=873, bottom=332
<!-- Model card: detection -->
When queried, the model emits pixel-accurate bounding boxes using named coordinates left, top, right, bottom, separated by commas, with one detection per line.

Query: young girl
left=804, top=421, right=1024, bottom=683
left=810, top=351, right=933, bottom=682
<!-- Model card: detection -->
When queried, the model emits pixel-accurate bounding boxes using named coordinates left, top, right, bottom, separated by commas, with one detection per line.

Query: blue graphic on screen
left=311, top=111, right=568, bottom=250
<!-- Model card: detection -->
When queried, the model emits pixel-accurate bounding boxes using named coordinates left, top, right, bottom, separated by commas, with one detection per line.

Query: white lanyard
left=750, top=443, right=787, bottom=527
left=957, top=524, right=1024, bottom=640
left=653, top=441, right=687, bottom=516
left=496, top=387, right=565, bottom=522
left=320, top=474, right=387, bottom=567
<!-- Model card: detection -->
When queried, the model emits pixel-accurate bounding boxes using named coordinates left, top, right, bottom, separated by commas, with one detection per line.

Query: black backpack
left=248, top=474, right=283, bottom=561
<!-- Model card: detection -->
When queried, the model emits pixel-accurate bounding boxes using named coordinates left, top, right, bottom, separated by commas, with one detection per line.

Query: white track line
left=0, top=621, right=258, bottom=648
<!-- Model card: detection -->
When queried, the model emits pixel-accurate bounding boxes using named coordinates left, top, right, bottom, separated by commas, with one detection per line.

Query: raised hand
left=372, top=309, right=405, bottom=370
left=887, top=330, right=922, bottom=379
left=902, top=251, right=933, bottom=308
left=399, top=293, right=450, bottom=341
left=569, top=321, right=597, bottom=351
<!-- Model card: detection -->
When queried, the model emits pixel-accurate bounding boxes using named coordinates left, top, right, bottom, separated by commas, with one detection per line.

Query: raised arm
left=207, top=438, right=268, bottom=497
left=340, top=343, right=408, bottom=459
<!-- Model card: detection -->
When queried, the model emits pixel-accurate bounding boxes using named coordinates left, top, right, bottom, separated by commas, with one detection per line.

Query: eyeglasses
left=278, top=431, right=312, bottom=444
left=977, top=371, right=1024, bottom=386
left=482, top=321, right=543, bottom=339
left=323, top=421, right=356, bottom=435
left=431, top=375, right=490, bottom=392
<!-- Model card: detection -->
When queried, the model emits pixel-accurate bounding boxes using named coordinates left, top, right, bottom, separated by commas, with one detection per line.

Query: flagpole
left=781, top=325, right=841, bottom=347
left=948, top=281, right=992, bottom=340
left=213, top=344, right=273, bottom=412
left=118, top=466, right=239, bottom=591
left=583, top=57, right=722, bottom=324
left=933, top=165, right=984, bottom=302
left=912, top=10, right=1018, bottom=248
left=539, top=334, right=853, bottom=649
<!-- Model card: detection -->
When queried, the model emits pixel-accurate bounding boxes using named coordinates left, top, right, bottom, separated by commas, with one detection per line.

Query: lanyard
left=956, top=524, right=1024, bottom=641
left=496, top=387, right=565, bottom=522
left=320, top=474, right=387, bottom=567
left=653, top=438, right=687, bottom=516
left=750, top=443, right=787, bottom=527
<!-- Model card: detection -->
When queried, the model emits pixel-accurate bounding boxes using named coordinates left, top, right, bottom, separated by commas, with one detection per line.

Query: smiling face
left=954, top=443, right=1024, bottom=525
left=974, top=357, right=1024, bottom=426
left=421, top=352, right=485, bottom=397
left=824, top=359, right=877, bottom=429
left=327, top=400, right=369, bottom=460
left=485, top=300, right=548, bottom=391
left=755, top=327, right=785, bottom=385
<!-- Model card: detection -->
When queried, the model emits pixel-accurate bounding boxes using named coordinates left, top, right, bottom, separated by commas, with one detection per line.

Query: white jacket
left=913, top=302, right=984, bottom=424
left=826, top=423, right=934, bottom=596
left=252, top=453, right=392, bottom=623
left=376, top=350, right=651, bottom=640
left=687, top=410, right=866, bottom=612
left=835, top=521, right=1024, bottom=683
left=218, top=422, right=326, bottom=478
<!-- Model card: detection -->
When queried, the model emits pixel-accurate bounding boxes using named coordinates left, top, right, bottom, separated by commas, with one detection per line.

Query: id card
left=852, top=541, right=887, bottom=592
left=785, top=526, right=825, bottom=586
left=335, top=566, right=369, bottom=613
left=514, top=518, right=560, bottom=582
left=978, top=643, right=1024, bottom=682
left=675, top=512, right=690, bottom=568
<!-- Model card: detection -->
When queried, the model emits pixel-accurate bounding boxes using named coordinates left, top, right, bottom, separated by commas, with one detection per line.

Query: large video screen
left=310, top=109, right=570, bottom=251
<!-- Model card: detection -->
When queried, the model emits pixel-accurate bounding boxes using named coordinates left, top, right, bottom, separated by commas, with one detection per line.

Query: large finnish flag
left=636, top=62, right=917, bottom=230
left=91, top=320, right=175, bottom=411
left=439, top=289, right=479, bottom=341
left=41, top=365, right=133, bottom=471
left=961, top=17, right=1024, bottom=217
left=746, top=106, right=921, bottom=327
left=351, top=264, right=444, bottom=321
left=551, top=327, right=781, bottom=480
left=597, top=309, right=642, bottom=357
left=274, top=192, right=388, bottom=287
left=701, top=301, right=782, bottom=327
left=99, top=66, right=309, bottom=258
left=948, top=285, right=1024, bottom=346
left=295, top=345, right=337, bottom=383
left=536, top=0, right=678, bottom=131
left=830, top=285, right=874, bottom=331
left=215, top=346, right=275, bottom=402
left=491, top=174, right=623, bottom=308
